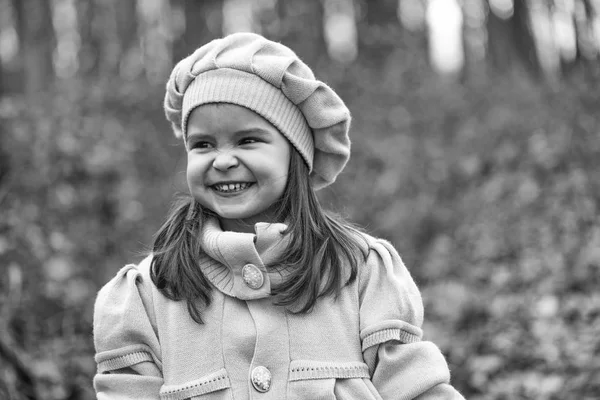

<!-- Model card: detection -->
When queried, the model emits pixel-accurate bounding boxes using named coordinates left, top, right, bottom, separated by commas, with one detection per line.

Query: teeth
left=214, top=182, right=251, bottom=192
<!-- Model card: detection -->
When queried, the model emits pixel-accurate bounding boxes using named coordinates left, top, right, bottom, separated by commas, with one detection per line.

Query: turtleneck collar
left=197, top=216, right=293, bottom=300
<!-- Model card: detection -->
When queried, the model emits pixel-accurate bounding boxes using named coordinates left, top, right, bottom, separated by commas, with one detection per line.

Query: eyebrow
left=186, top=132, right=211, bottom=141
left=187, top=128, right=272, bottom=140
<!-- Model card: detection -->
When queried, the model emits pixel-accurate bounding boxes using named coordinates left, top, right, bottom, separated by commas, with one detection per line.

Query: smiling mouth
left=212, top=182, right=254, bottom=193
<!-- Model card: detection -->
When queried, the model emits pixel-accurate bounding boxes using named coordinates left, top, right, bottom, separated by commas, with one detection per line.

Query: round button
left=251, top=366, right=271, bottom=393
left=242, top=264, right=264, bottom=289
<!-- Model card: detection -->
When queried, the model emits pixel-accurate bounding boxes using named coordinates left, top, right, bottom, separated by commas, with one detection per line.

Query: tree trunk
left=116, top=1, right=138, bottom=53
left=275, top=0, right=326, bottom=67
left=0, top=52, right=4, bottom=95
left=12, top=0, right=55, bottom=94
left=486, top=4, right=517, bottom=72
left=356, top=0, right=403, bottom=64
left=571, top=0, right=600, bottom=79
left=487, top=0, right=539, bottom=75
left=171, top=0, right=223, bottom=65
left=76, top=0, right=101, bottom=77
left=363, top=0, right=398, bottom=26
left=115, top=0, right=139, bottom=77
left=511, top=0, right=539, bottom=74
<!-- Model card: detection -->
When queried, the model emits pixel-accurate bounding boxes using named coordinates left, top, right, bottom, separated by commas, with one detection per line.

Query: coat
left=92, top=217, right=465, bottom=399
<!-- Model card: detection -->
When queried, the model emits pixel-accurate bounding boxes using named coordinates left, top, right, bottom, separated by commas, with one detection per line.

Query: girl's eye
left=239, top=137, right=260, bottom=145
left=190, top=141, right=212, bottom=150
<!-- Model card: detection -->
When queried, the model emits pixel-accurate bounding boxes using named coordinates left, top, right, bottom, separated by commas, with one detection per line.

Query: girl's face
left=186, top=103, right=291, bottom=232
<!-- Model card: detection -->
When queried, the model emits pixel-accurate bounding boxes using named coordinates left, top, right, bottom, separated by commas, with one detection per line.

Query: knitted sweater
left=93, top=218, right=465, bottom=399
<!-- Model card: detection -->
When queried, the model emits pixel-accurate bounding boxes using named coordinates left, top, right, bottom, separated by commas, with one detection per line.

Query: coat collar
left=198, top=216, right=292, bottom=300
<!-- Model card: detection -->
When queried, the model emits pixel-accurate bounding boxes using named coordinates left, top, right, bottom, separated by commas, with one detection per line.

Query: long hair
left=150, top=196, right=214, bottom=323
left=269, top=149, right=368, bottom=312
left=150, top=149, right=368, bottom=323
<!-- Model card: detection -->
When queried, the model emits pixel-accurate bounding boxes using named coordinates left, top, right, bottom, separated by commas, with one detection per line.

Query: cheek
left=186, top=162, right=209, bottom=194
left=187, top=156, right=206, bottom=178
left=185, top=163, right=196, bottom=186
left=267, top=146, right=291, bottom=182
left=272, top=168, right=290, bottom=199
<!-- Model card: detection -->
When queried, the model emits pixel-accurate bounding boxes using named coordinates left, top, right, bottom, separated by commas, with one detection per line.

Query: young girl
left=93, top=32, right=465, bottom=399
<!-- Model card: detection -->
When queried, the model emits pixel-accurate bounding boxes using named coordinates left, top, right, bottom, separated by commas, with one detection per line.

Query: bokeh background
left=1, top=0, right=599, bottom=399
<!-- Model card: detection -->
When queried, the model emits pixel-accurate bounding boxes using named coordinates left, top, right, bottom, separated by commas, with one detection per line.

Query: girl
left=93, top=32, right=465, bottom=399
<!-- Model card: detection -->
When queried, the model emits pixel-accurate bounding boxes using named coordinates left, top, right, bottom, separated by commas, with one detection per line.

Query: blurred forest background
left=1, top=0, right=599, bottom=399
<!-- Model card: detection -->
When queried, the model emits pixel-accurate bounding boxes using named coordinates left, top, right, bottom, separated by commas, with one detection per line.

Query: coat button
left=242, top=264, right=264, bottom=289
left=251, top=366, right=271, bottom=393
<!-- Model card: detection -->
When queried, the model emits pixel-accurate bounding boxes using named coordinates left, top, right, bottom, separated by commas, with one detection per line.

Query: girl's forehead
left=190, top=103, right=262, bottom=122
left=187, top=103, right=281, bottom=137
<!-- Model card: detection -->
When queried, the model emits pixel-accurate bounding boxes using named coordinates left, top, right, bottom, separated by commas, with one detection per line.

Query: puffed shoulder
left=93, top=255, right=162, bottom=373
left=358, top=235, right=424, bottom=350
left=356, top=236, right=465, bottom=399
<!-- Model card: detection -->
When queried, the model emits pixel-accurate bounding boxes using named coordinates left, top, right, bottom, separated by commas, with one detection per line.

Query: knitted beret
left=164, top=32, right=351, bottom=190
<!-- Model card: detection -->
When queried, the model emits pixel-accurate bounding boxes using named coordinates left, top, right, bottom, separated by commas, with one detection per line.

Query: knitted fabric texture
left=164, top=32, right=351, bottom=189
left=93, top=230, right=465, bottom=398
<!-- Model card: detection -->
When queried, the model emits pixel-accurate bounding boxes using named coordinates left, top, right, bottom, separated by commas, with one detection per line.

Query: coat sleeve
left=359, top=239, right=464, bottom=400
left=93, top=259, right=164, bottom=399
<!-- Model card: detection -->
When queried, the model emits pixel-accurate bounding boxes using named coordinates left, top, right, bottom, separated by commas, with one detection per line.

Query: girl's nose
left=212, top=152, right=239, bottom=171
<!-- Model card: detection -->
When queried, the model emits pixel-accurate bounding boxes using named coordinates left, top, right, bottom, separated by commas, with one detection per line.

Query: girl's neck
left=218, top=218, right=258, bottom=233
left=218, top=209, right=282, bottom=233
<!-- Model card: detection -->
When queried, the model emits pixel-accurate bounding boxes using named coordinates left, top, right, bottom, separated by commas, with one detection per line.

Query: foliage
left=326, top=63, right=600, bottom=399
left=0, top=78, right=180, bottom=399
left=3, top=60, right=599, bottom=400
